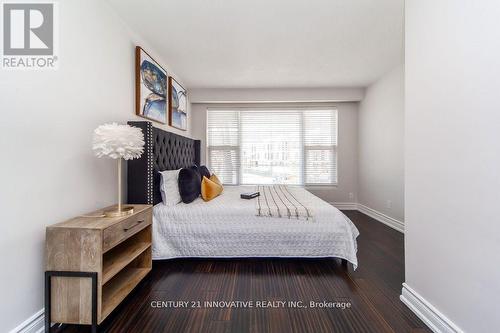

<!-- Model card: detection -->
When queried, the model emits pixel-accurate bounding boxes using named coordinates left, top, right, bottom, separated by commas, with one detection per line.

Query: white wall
left=405, top=1, right=500, bottom=332
left=191, top=102, right=359, bottom=204
left=0, top=0, right=190, bottom=331
left=358, top=65, right=404, bottom=222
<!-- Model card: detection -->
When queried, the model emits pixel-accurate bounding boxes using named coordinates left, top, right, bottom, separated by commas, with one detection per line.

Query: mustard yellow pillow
left=201, top=176, right=223, bottom=201
left=210, top=174, right=222, bottom=186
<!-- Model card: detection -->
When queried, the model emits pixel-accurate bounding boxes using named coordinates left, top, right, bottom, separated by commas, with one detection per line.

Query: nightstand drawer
left=103, top=210, right=152, bottom=252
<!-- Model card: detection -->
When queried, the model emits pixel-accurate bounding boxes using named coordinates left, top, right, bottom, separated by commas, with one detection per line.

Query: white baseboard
left=330, top=202, right=404, bottom=233
left=330, top=202, right=358, bottom=210
left=9, top=309, right=44, bottom=333
left=356, top=203, right=404, bottom=233
left=400, top=283, right=463, bottom=333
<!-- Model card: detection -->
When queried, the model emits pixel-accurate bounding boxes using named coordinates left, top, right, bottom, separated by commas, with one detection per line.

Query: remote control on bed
left=240, top=192, right=260, bottom=199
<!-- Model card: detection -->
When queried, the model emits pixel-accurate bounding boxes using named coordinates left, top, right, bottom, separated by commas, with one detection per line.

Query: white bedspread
left=152, top=186, right=360, bottom=268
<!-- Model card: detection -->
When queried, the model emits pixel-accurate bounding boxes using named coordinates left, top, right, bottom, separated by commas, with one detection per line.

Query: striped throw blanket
left=255, top=185, right=313, bottom=221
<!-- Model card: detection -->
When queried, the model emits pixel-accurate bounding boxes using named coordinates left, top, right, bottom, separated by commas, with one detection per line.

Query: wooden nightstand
left=45, top=204, right=152, bottom=333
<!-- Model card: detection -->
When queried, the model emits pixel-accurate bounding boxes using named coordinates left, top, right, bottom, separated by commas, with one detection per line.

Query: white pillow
left=159, top=169, right=181, bottom=206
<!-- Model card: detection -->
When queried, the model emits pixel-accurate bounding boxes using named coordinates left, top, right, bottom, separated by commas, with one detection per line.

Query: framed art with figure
left=135, top=46, right=168, bottom=124
left=168, top=76, right=187, bottom=130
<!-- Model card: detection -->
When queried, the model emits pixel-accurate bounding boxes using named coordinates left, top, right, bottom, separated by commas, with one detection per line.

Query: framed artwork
left=135, top=46, right=168, bottom=124
left=168, top=77, right=188, bottom=131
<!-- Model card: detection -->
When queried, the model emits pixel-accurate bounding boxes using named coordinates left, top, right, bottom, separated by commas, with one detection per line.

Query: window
left=207, top=107, right=338, bottom=185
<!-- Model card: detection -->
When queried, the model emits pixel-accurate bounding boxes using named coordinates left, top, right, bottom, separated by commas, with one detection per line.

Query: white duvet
left=152, top=186, right=360, bottom=268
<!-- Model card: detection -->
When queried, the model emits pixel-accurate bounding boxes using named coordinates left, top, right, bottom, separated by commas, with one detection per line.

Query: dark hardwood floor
left=58, top=211, right=430, bottom=333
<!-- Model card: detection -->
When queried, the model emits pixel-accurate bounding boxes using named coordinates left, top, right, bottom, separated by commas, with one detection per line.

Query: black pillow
left=199, top=165, right=211, bottom=180
left=178, top=168, right=201, bottom=203
left=190, top=165, right=202, bottom=183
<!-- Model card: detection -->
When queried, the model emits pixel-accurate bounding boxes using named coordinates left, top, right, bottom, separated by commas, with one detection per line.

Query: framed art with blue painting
left=136, top=46, right=168, bottom=124
left=168, top=77, right=188, bottom=131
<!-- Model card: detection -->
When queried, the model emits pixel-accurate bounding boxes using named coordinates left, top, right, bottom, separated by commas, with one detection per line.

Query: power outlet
left=386, top=200, right=392, bottom=209
left=349, top=192, right=354, bottom=200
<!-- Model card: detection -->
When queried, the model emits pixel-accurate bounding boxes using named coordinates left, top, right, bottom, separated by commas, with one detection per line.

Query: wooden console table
left=45, top=204, right=152, bottom=332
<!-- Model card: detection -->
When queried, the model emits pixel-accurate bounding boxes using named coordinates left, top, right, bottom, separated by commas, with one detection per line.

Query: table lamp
left=92, top=123, right=145, bottom=217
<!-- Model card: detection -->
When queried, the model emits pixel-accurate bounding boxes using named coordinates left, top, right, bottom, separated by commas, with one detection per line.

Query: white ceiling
left=107, top=0, right=403, bottom=89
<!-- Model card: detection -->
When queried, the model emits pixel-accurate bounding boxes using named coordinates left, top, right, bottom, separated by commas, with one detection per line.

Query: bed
left=127, top=121, right=359, bottom=268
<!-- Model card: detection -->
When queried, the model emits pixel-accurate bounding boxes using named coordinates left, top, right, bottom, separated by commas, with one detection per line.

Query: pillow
left=209, top=174, right=222, bottom=186
left=190, top=165, right=202, bottom=184
left=201, top=176, right=223, bottom=201
left=199, top=165, right=211, bottom=180
left=178, top=167, right=201, bottom=203
left=159, top=169, right=181, bottom=206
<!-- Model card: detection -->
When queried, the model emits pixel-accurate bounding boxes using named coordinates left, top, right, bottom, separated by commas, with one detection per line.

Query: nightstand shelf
left=101, top=266, right=150, bottom=320
left=102, top=227, right=151, bottom=284
left=45, top=204, right=152, bottom=332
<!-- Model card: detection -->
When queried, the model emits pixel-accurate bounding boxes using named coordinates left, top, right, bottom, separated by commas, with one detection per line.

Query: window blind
left=303, top=109, right=338, bottom=184
left=207, top=110, right=240, bottom=184
left=207, top=108, right=338, bottom=185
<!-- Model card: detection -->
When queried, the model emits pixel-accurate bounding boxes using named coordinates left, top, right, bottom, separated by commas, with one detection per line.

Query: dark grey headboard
left=127, top=121, right=200, bottom=205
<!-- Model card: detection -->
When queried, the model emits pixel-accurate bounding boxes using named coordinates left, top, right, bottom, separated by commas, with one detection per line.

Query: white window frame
left=207, top=106, right=338, bottom=186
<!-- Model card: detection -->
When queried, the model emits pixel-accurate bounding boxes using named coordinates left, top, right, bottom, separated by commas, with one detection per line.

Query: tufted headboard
left=127, top=121, right=201, bottom=205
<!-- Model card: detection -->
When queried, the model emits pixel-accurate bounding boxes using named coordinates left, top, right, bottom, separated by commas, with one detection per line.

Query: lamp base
left=104, top=205, right=134, bottom=217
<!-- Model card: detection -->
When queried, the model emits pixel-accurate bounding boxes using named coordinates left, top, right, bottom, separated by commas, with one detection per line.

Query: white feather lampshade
left=92, top=123, right=145, bottom=217
left=92, top=123, right=144, bottom=160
